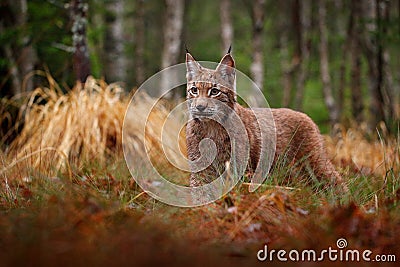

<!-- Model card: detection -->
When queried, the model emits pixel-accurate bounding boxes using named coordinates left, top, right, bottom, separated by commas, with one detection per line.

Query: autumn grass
left=6, top=75, right=126, bottom=170
left=0, top=78, right=399, bottom=266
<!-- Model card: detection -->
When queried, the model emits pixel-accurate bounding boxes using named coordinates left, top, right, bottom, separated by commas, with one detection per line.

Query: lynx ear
left=216, top=53, right=236, bottom=91
left=216, top=54, right=235, bottom=75
left=216, top=54, right=236, bottom=96
left=186, top=53, right=201, bottom=81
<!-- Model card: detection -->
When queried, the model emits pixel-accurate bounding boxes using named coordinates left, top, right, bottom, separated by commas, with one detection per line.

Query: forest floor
left=0, top=79, right=399, bottom=266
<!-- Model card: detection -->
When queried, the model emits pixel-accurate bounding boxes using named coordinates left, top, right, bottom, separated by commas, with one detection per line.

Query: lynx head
left=185, top=51, right=236, bottom=120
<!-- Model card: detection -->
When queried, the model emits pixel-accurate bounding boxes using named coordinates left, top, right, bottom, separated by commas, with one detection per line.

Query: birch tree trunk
left=250, top=0, right=266, bottom=91
left=104, top=0, right=128, bottom=83
left=70, top=0, right=91, bottom=83
left=2, top=0, right=36, bottom=94
left=349, top=1, right=364, bottom=121
left=220, top=0, right=233, bottom=53
left=294, top=0, right=311, bottom=110
left=278, top=0, right=295, bottom=107
left=318, top=0, right=339, bottom=126
left=160, top=0, right=184, bottom=99
left=338, top=1, right=352, bottom=114
left=280, top=29, right=292, bottom=108
left=134, top=0, right=145, bottom=85
left=379, top=0, right=397, bottom=129
left=14, top=0, right=35, bottom=92
left=361, top=0, right=388, bottom=130
left=1, top=38, right=21, bottom=95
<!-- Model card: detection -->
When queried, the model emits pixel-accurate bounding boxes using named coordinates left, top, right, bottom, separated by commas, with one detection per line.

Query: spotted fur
left=185, top=52, right=346, bottom=191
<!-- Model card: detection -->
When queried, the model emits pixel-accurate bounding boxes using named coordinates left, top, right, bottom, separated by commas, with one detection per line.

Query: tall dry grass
left=325, top=124, right=399, bottom=177
left=2, top=76, right=186, bottom=180
left=7, top=77, right=126, bottom=171
left=123, top=93, right=188, bottom=182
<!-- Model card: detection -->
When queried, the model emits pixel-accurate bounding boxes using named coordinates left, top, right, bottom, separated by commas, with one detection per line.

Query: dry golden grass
left=326, top=124, right=399, bottom=177
left=123, top=93, right=188, bottom=183
left=4, top=76, right=186, bottom=180
left=8, top=76, right=126, bottom=170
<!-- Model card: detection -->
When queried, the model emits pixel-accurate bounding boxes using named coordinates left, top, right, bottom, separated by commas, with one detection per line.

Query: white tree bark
left=104, top=0, right=128, bottom=83
left=250, top=0, right=266, bottom=91
left=318, top=0, right=339, bottom=125
left=160, top=0, right=185, bottom=99
left=220, top=0, right=233, bottom=53
left=71, top=0, right=91, bottom=83
left=134, top=0, right=145, bottom=85
left=294, top=0, right=311, bottom=110
left=4, top=0, right=36, bottom=93
left=16, top=0, right=36, bottom=92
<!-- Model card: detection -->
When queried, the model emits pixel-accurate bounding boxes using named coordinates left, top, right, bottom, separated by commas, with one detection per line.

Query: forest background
left=1, top=0, right=399, bottom=134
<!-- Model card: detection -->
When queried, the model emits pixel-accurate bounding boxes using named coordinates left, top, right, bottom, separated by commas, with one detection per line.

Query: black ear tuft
left=227, top=45, right=232, bottom=54
left=184, top=43, right=189, bottom=54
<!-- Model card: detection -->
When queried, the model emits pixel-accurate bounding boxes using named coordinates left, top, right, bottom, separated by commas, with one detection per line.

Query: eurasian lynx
left=185, top=51, right=345, bottom=191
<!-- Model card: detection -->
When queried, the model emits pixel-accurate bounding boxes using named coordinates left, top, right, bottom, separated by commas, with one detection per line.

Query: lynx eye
left=209, top=87, right=221, bottom=97
left=189, top=86, right=198, bottom=96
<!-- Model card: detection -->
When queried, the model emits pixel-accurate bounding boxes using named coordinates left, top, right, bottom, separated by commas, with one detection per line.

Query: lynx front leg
left=190, top=161, right=234, bottom=203
left=189, top=169, right=217, bottom=205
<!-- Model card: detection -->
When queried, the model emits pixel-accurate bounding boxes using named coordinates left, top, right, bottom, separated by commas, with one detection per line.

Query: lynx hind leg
left=308, top=149, right=347, bottom=191
left=301, top=128, right=348, bottom=192
left=278, top=110, right=347, bottom=192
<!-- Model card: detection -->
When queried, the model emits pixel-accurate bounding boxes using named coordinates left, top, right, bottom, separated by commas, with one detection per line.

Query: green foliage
left=303, top=79, right=330, bottom=133
left=28, top=1, right=73, bottom=82
left=186, top=1, right=221, bottom=61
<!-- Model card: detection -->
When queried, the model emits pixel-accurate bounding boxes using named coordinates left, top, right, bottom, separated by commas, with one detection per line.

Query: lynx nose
left=196, top=105, right=206, bottom=112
